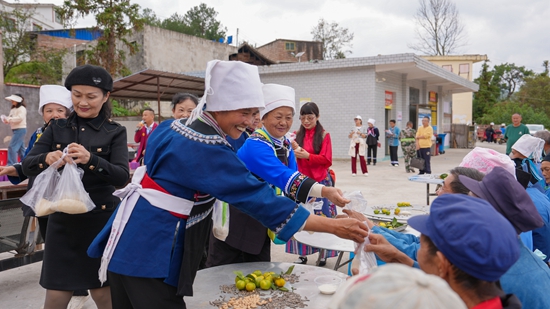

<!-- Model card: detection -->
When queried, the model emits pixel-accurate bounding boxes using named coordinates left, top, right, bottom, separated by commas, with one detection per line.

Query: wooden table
left=186, top=262, right=347, bottom=308
left=0, top=180, right=28, bottom=200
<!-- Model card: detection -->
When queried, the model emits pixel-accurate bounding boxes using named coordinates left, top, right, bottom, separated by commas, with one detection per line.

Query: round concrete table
left=185, top=262, right=347, bottom=308
left=293, top=231, right=355, bottom=271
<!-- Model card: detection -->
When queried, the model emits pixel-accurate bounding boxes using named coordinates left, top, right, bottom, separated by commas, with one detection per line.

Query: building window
left=285, top=42, right=295, bottom=51
left=459, top=63, right=470, bottom=76
left=33, top=23, right=43, bottom=31
left=442, top=65, right=453, bottom=72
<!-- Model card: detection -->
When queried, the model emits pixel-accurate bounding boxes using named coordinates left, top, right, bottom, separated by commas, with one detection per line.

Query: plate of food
left=364, top=202, right=428, bottom=224
left=371, top=217, right=407, bottom=232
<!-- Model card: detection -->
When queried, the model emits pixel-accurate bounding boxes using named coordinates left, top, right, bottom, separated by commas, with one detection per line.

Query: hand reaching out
left=0, top=165, right=17, bottom=177
left=364, top=233, right=414, bottom=267
left=321, top=187, right=350, bottom=207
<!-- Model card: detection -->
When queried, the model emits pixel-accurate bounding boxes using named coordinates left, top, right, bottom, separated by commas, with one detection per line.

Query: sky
left=31, top=0, right=550, bottom=77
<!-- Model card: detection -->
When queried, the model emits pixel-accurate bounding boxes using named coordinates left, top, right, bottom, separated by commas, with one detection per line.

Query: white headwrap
left=459, top=147, right=516, bottom=176
left=512, top=134, right=545, bottom=163
left=260, top=84, right=295, bottom=119
left=367, top=118, right=375, bottom=125
left=187, top=60, right=264, bottom=125
left=38, top=85, right=73, bottom=115
left=328, top=264, right=466, bottom=309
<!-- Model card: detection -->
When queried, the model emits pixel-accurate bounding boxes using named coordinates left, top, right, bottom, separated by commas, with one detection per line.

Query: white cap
left=460, top=147, right=516, bottom=176
left=5, top=94, right=23, bottom=103
left=490, top=122, right=494, bottom=125
left=367, top=118, right=375, bottom=125
left=38, top=85, right=73, bottom=115
left=512, top=134, right=546, bottom=162
left=260, top=84, right=295, bottom=119
left=328, top=264, right=467, bottom=309
left=501, top=123, right=506, bottom=126
left=354, top=115, right=362, bottom=120
left=187, top=60, right=264, bottom=124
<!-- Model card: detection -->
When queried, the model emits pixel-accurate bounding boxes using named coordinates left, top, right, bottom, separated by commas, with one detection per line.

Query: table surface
left=0, top=179, right=28, bottom=189
left=293, top=231, right=355, bottom=252
left=408, top=174, right=444, bottom=184
left=185, top=262, right=347, bottom=308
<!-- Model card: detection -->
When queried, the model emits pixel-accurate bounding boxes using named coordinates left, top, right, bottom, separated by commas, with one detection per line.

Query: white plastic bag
left=212, top=199, right=230, bottom=241
left=343, top=191, right=368, bottom=213
left=50, top=151, right=96, bottom=214
left=351, top=226, right=378, bottom=275
left=302, top=199, right=324, bottom=214
left=20, top=157, right=63, bottom=217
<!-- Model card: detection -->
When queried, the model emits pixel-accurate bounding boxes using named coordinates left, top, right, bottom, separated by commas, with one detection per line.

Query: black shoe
left=318, top=258, right=327, bottom=267
left=73, top=290, right=89, bottom=297
left=294, top=256, right=307, bottom=264
left=373, top=162, right=376, bottom=166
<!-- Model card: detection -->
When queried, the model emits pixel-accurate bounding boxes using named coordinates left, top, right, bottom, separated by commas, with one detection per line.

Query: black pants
left=389, top=146, right=399, bottom=165
left=418, top=148, right=431, bottom=174
left=367, top=145, right=377, bottom=164
left=206, top=232, right=271, bottom=267
left=109, top=271, right=186, bottom=309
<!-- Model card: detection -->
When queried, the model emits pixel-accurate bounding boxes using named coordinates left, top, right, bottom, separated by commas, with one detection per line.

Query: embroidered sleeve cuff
left=276, top=205, right=310, bottom=242
left=287, top=173, right=316, bottom=203
left=308, top=183, right=324, bottom=198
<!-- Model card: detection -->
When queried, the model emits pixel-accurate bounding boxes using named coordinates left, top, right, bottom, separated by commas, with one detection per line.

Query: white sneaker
left=363, top=173, right=369, bottom=176
left=352, top=173, right=356, bottom=177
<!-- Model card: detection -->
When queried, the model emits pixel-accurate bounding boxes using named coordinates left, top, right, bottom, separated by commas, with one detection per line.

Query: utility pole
left=0, top=29, right=4, bottom=98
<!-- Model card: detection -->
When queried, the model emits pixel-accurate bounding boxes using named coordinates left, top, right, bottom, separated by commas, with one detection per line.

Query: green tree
left=57, top=0, right=145, bottom=77
left=140, top=7, right=161, bottom=27
left=311, top=18, right=354, bottom=60
left=478, top=101, right=550, bottom=129
left=492, top=63, right=534, bottom=100
left=472, top=61, right=501, bottom=121
left=515, top=73, right=550, bottom=115
left=182, top=3, right=226, bottom=40
left=152, top=4, right=226, bottom=40
left=1, top=1, right=65, bottom=81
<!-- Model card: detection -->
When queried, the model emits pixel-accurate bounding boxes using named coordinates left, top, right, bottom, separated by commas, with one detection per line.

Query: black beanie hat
left=65, top=64, right=113, bottom=92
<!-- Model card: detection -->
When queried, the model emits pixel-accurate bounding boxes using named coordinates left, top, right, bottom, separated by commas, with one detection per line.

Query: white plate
left=364, top=205, right=428, bottom=224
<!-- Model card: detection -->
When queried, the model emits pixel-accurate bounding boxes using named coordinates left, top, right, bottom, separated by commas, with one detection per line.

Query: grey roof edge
left=257, top=53, right=479, bottom=92
left=257, top=53, right=417, bottom=74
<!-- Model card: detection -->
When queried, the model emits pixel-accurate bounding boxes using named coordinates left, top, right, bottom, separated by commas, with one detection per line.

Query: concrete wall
left=259, top=66, right=408, bottom=160
left=257, top=40, right=323, bottom=63
left=123, top=25, right=237, bottom=74
left=0, top=84, right=40, bottom=150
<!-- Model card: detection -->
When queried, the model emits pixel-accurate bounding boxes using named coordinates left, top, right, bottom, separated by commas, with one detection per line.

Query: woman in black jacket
left=366, top=118, right=380, bottom=165
left=22, top=65, right=129, bottom=309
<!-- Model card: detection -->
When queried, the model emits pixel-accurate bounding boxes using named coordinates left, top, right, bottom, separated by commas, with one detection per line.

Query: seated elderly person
left=328, top=263, right=467, bottom=309
left=408, top=194, right=521, bottom=309
left=533, top=130, right=550, bottom=157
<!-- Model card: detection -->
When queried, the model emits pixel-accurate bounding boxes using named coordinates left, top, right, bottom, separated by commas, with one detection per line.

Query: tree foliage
left=472, top=61, right=500, bottom=121
left=0, top=2, right=66, bottom=81
left=408, top=0, right=466, bottom=55
left=311, top=18, right=354, bottom=60
left=142, top=4, right=227, bottom=41
left=475, top=60, right=549, bottom=128
left=57, top=0, right=145, bottom=77
left=492, top=63, right=534, bottom=100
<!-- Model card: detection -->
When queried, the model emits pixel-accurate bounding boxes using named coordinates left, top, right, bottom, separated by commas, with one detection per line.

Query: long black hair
left=10, top=94, right=26, bottom=109
left=295, top=102, right=325, bottom=154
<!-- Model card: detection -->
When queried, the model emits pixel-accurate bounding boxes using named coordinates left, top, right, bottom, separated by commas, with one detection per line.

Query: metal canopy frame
left=110, top=69, right=205, bottom=121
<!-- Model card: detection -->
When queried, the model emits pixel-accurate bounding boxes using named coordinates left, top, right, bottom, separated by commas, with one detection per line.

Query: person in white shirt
left=3, top=94, right=27, bottom=165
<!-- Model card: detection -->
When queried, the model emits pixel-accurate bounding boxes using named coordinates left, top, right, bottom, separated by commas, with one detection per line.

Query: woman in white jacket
left=348, top=115, right=368, bottom=176
left=3, top=94, right=27, bottom=165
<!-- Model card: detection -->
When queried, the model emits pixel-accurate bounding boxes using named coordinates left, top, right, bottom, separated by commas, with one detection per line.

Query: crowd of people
left=1, top=59, right=550, bottom=309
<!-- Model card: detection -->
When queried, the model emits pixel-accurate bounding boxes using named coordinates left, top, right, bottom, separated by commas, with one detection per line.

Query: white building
left=0, top=0, right=63, bottom=31
left=258, top=53, right=479, bottom=159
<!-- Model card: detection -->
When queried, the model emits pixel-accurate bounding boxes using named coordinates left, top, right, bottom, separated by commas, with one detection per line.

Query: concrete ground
left=0, top=141, right=505, bottom=308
